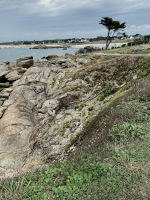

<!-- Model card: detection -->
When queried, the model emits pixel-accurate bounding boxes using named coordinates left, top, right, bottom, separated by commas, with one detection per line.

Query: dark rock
left=58, top=59, right=67, bottom=65
left=59, top=92, right=80, bottom=108
left=77, top=46, right=101, bottom=54
left=3, top=61, right=10, bottom=65
left=0, top=71, right=9, bottom=82
left=16, top=56, right=34, bottom=68
left=84, top=46, right=101, bottom=52
left=46, top=54, right=58, bottom=60
left=65, top=53, right=72, bottom=56
left=0, top=83, right=11, bottom=89
left=26, top=56, right=33, bottom=60
left=77, top=48, right=86, bottom=53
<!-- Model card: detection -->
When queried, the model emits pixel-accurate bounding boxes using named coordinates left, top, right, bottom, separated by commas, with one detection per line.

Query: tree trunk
left=106, top=30, right=110, bottom=49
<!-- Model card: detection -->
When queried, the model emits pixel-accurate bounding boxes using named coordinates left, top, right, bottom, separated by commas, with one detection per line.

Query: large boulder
left=31, top=45, right=48, bottom=49
left=84, top=46, right=100, bottom=52
left=16, top=56, right=34, bottom=68
left=45, top=54, right=58, bottom=60
left=5, top=71, right=22, bottom=81
left=134, top=45, right=150, bottom=52
left=77, top=46, right=101, bottom=53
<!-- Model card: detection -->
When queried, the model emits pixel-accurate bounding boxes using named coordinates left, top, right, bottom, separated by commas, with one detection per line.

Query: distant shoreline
left=0, top=42, right=128, bottom=49
left=0, top=44, right=64, bottom=49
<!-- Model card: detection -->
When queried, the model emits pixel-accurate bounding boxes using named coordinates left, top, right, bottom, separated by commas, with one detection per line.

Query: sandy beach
left=0, top=42, right=127, bottom=49
left=72, top=42, right=128, bottom=49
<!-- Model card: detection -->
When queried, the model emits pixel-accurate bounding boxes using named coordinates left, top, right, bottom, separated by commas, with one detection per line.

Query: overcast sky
left=0, top=0, right=150, bottom=42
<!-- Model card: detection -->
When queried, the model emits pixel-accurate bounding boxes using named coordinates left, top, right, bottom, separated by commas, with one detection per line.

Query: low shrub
left=109, top=123, right=147, bottom=141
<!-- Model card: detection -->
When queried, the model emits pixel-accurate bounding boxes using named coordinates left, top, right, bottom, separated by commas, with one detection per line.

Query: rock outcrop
left=31, top=45, right=70, bottom=49
left=0, top=54, right=126, bottom=178
left=77, top=46, right=101, bottom=53
left=133, top=45, right=150, bottom=52
left=45, top=54, right=58, bottom=60
left=16, top=56, right=34, bottom=68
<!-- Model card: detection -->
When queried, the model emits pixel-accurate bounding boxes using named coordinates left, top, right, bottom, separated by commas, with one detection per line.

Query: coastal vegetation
left=0, top=44, right=150, bottom=199
left=1, top=74, right=150, bottom=199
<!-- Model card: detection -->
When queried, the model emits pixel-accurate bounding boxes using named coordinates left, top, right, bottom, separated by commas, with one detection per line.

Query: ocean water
left=0, top=42, right=127, bottom=63
left=0, top=47, right=81, bottom=63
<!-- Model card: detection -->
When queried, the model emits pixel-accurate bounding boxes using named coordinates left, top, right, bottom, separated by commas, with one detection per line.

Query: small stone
left=133, top=75, right=137, bottom=80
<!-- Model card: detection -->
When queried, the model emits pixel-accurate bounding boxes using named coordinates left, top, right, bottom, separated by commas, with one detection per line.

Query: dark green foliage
left=121, top=44, right=126, bottom=47
left=99, top=17, right=126, bottom=49
left=88, top=106, right=95, bottom=111
left=75, top=103, right=86, bottom=111
left=109, top=123, right=147, bottom=141
left=144, top=34, right=150, bottom=43
left=97, top=82, right=118, bottom=101
left=0, top=155, right=144, bottom=200
left=127, top=42, right=132, bottom=46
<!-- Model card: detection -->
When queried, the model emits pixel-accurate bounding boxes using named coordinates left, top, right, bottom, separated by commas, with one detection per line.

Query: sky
left=0, top=0, right=150, bottom=42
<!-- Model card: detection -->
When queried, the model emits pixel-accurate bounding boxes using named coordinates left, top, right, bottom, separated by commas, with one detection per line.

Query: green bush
left=75, top=103, right=86, bottom=111
left=88, top=106, right=95, bottom=111
left=109, top=123, right=147, bottom=141
left=121, top=44, right=126, bottom=47
left=97, top=83, right=118, bottom=101
left=127, top=42, right=132, bottom=46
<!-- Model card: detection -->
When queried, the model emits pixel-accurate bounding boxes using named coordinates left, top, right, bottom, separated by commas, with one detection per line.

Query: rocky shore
left=0, top=53, right=102, bottom=178
left=0, top=50, right=144, bottom=179
left=30, top=44, right=71, bottom=49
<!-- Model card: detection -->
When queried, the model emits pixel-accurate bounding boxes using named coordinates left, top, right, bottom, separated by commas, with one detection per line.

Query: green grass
left=75, top=103, right=86, bottom=111
left=102, top=45, right=138, bottom=54
left=101, top=43, right=150, bottom=54
left=97, top=82, right=118, bottom=101
left=2, top=56, right=150, bottom=199
left=111, top=56, right=150, bottom=87
left=1, top=79, right=150, bottom=199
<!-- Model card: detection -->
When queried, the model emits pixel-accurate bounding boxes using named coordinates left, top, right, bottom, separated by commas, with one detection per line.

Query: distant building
left=80, top=39, right=89, bottom=42
left=58, top=40, right=64, bottom=43
left=128, top=34, right=144, bottom=40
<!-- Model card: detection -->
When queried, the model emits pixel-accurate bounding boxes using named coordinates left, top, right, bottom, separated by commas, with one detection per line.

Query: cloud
left=1, top=0, right=150, bottom=16
left=127, top=24, right=150, bottom=35
left=26, top=0, right=103, bottom=16
left=0, top=0, right=150, bottom=42
left=27, top=0, right=150, bottom=17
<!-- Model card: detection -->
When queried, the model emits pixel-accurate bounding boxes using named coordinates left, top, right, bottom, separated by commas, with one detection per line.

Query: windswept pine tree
left=99, top=17, right=126, bottom=49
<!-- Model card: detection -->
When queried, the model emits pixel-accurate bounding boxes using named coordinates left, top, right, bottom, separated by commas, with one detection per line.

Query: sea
left=0, top=47, right=81, bottom=63
left=0, top=43, right=127, bottom=63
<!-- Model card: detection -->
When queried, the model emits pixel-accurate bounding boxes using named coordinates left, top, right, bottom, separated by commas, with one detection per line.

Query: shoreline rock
left=0, top=54, right=90, bottom=178
left=133, top=45, right=150, bottom=52
left=16, top=56, right=34, bottom=68
left=30, top=44, right=71, bottom=49
left=77, top=46, right=101, bottom=53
